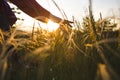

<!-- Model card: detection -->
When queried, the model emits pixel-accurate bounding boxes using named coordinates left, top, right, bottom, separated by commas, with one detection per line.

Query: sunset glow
left=46, top=20, right=59, bottom=32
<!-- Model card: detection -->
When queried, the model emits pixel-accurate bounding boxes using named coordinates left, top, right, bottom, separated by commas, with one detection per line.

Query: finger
left=59, top=20, right=73, bottom=27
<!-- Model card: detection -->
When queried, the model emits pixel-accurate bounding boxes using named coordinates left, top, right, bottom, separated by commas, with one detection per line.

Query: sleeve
left=9, top=0, right=62, bottom=23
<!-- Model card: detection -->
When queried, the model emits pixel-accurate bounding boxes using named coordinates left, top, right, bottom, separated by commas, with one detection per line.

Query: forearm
left=9, top=0, right=63, bottom=23
left=9, top=0, right=50, bottom=19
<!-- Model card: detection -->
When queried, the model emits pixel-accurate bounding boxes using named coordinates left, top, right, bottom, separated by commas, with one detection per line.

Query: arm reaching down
left=9, top=0, right=72, bottom=24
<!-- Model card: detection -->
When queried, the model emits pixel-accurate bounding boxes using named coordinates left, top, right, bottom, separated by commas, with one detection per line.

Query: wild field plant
left=0, top=28, right=17, bottom=80
left=0, top=15, right=120, bottom=80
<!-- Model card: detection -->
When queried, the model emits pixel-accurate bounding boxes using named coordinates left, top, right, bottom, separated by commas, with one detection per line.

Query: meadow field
left=0, top=0, right=120, bottom=80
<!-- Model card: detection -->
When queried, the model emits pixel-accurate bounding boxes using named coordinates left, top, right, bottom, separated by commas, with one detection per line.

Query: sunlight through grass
left=46, top=20, right=59, bottom=32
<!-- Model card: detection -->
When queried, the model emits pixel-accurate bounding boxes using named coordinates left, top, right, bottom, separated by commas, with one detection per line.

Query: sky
left=9, top=0, right=120, bottom=31
left=36, top=0, right=120, bottom=20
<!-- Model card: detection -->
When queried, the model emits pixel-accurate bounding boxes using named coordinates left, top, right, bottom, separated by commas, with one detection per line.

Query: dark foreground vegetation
left=0, top=14, right=120, bottom=80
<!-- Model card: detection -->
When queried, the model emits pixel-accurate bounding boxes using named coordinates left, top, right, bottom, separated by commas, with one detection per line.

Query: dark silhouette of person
left=0, top=0, right=72, bottom=30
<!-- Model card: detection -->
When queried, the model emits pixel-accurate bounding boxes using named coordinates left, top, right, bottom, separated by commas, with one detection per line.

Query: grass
left=0, top=0, right=120, bottom=80
left=0, top=17, right=119, bottom=80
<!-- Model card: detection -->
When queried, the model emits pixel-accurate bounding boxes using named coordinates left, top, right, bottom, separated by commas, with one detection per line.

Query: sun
left=46, top=20, right=59, bottom=32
